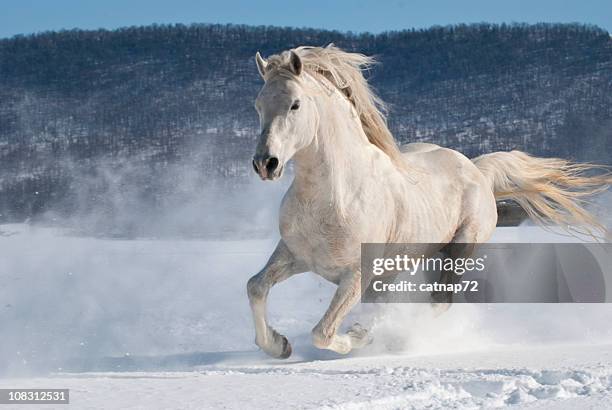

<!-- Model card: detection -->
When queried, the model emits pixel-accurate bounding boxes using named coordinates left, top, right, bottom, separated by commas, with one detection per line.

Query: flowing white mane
left=265, top=45, right=405, bottom=166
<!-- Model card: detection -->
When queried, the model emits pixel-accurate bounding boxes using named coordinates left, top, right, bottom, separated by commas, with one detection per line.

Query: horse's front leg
left=247, top=240, right=306, bottom=359
left=311, top=270, right=370, bottom=354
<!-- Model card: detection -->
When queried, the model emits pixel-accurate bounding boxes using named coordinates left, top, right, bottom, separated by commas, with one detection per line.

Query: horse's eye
left=290, top=100, right=300, bottom=110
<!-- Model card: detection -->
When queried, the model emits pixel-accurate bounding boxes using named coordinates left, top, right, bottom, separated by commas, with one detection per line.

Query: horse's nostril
left=252, top=159, right=259, bottom=174
left=266, top=157, right=279, bottom=174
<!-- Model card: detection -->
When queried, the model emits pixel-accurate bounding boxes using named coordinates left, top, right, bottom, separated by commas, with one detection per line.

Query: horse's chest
left=279, top=200, right=361, bottom=274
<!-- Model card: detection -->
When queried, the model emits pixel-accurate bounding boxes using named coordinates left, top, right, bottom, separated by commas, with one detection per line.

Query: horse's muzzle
left=252, top=155, right=283, bottom=180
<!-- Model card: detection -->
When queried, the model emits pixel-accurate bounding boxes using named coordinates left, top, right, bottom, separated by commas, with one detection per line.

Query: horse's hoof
left=257, top=331, right=292, bottom=359
left=347, top=323, right=372, bottom=348
left=347, top=323, right=366, bottom=337
left=278, top=336, right=292, bottom=359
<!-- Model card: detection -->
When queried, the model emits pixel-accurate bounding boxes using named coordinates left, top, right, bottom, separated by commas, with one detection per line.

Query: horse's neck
left=291, top=92, right=387, bottom=206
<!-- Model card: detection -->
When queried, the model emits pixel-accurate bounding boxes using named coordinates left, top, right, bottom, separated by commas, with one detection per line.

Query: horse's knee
left=247, top=274, right=266, bottom=301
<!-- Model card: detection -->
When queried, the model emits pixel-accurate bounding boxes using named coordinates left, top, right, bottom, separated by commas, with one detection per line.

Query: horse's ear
left=255, top=52, right=268, bottom=79
left=289, top=51, right=302, bottom=76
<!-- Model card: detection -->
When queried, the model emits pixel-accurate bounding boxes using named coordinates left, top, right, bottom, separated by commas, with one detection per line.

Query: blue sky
left=1, top=0, right=611, bottom=39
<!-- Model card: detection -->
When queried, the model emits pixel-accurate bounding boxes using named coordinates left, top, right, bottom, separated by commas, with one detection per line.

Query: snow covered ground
left=3, top=344, right=612, bottom=409
left=1, top=223, right=612, bottom=409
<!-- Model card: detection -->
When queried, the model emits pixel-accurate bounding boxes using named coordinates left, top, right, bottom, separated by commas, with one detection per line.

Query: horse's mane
left=266, top=45, right=404, bottom=167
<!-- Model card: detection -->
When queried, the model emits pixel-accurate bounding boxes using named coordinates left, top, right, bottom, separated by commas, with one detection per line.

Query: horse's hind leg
left=311, top=269, right=370, bottom=354
left=432, top=183, right=496, bottom=312
left=247, top=241, right=306, bottom=359
left=431, top=232, right=477, bottom=313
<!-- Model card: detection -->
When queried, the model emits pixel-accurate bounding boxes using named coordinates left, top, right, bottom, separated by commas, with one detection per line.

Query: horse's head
left=252, top=51, right=317, bottom=180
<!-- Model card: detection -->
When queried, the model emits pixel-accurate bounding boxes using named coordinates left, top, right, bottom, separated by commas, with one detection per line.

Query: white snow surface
left=1, top=223, right=612, bottom=409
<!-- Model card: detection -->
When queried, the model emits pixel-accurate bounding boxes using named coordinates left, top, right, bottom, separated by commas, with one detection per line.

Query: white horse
left=247, top=45, right=610, bottom=358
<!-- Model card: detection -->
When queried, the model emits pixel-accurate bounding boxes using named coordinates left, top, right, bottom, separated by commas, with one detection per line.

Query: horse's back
left=400, top=142, right=440, bottom=154
left=400, top=142, right=498, bottom=241
left=400, top=143, right=475, bottom=175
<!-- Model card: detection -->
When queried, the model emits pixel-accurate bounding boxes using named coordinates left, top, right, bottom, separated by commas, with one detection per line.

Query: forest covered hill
left=0, top=23, right=610, bottom=232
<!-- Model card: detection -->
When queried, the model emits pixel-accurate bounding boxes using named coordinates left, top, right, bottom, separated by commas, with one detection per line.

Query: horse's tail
left=472, top=150, right=611, bottom=238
